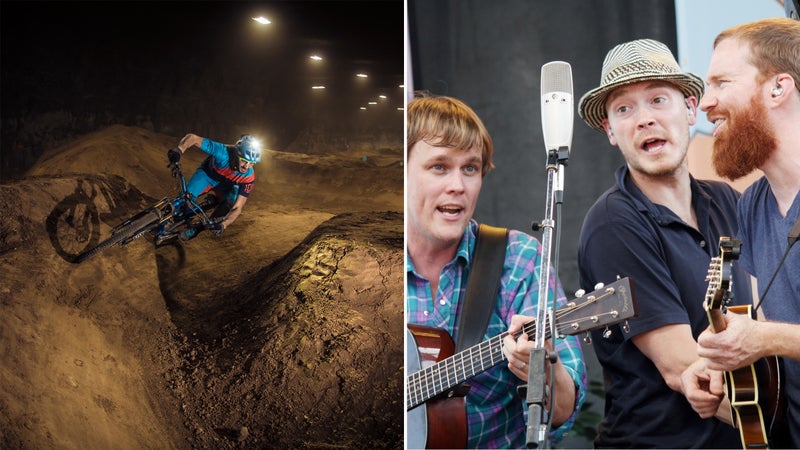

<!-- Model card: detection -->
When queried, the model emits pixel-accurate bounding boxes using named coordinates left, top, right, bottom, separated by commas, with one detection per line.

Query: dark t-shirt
left=578, top=166, right=750, bottom=448
left=738, top=176, right=800, bottom=448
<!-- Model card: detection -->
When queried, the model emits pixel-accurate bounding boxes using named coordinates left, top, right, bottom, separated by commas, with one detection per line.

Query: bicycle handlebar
left=164, top=154, right=218, bottom=231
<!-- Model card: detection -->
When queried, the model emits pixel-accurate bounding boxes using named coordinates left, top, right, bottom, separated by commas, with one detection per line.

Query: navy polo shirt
left=578, top=165, right=750, bottom=448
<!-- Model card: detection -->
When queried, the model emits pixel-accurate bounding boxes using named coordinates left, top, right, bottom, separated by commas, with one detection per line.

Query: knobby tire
left=73, top=210, right=161, bottom=263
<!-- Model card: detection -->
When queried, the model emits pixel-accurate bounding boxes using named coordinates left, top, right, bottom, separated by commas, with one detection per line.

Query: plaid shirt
left=407, top=220, right=587, bottom=448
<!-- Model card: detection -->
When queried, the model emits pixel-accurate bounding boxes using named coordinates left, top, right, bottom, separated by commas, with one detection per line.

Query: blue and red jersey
left=186, top=138, right=255, bottom=200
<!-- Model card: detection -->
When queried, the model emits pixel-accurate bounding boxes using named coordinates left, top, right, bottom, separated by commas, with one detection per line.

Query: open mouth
left=641, top=138, right=666, bottom=153
left=438, top=205, right=463, bottom=217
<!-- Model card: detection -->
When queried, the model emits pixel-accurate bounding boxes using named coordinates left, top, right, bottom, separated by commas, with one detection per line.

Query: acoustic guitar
left=704, top=237, right=788, bottom=449
left=407, top=276, right=638, bottom=449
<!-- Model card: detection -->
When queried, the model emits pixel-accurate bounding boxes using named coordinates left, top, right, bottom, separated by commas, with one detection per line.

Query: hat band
left=602, top=61, right=683, bottom=86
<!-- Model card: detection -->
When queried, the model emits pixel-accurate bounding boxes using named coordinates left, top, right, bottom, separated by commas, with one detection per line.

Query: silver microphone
left=540, top=61, right=574, bottom=155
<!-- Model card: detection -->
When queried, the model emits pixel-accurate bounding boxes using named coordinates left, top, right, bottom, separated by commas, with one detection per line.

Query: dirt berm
left=0, top=125, right=404, bottom=449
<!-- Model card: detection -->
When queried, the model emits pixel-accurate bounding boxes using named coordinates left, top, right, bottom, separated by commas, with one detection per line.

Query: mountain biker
left=166, top=133, right=261, bottom=241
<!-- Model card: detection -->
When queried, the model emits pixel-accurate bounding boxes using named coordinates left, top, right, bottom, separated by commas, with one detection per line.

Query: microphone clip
left=547, top=146, right=570, bottom=166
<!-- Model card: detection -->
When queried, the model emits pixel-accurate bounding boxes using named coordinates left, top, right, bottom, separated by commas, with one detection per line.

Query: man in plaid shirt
left=406, top=93, right=587, bottom=448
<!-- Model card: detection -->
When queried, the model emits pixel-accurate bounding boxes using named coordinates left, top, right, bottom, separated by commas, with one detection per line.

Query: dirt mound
left=27, top=124, right=404, bottom=214
left=157, top=211, right=403, bottom=448
left=0, top=125, right=403, bottom=449
left=26, top=125, right=184, bottom=199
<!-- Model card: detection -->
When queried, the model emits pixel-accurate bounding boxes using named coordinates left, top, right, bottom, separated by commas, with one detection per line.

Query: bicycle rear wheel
left=72, top=210, right=161, bottom=263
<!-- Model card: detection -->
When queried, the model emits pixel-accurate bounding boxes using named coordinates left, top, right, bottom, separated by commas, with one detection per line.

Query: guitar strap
left=454, top=224, right=509, bottom=353
left=787, top=212, right=800, bottom=246
left=754, top=212, right=800, bottom=313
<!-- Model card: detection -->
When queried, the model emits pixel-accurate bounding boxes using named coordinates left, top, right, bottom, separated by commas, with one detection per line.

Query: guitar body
left=407, top=325, right=468, bottom=449
left=705, top=238, right=789, bottom=449
left=406, top=278, right=637, bottom=449
left=724, top=306, right=789, bottom=449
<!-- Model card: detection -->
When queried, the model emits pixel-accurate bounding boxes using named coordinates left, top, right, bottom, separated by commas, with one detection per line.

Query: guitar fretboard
left=406, top=279, right=634, bottom=410
left=406, top=328, right=524, bottom=410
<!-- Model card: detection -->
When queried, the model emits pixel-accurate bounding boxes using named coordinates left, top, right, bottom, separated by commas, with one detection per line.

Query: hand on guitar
left=680, top=358, right=729, bottom=422
left=502, top=314, right=539, bottom=381
left=698, top=312, right=763, bottom=371
left=502, top=314, right=577, bottom=427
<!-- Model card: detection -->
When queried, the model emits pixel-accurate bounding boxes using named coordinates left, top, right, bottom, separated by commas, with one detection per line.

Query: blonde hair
left=715, top=18, right=800, bottom=91
left=407, top=92, right=495, bottom=177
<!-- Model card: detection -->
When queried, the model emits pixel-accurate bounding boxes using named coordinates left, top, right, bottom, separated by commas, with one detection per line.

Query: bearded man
left=680, top=17, right=800, bottom=449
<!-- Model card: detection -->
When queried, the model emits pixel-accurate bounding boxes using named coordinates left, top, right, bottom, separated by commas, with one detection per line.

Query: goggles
left=238, top=157, right=256, bottom=167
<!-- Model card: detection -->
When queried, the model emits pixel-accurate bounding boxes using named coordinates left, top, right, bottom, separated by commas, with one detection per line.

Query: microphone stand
left=522, top=146, right=568, bottom=449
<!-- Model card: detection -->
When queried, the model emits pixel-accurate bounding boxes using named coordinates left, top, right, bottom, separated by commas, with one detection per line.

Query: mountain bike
left=73, top=159, right=220, bottom=263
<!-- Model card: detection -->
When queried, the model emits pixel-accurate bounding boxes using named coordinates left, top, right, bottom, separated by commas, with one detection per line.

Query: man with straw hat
left=575, top=39, right=751, bottom=447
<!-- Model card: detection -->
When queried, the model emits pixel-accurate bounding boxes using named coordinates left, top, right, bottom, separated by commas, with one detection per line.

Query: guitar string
left=407, top=288, right=623, bottom=407
left=705, top=248, right=781, bottom=448
left=409, top=293, right=616, bottom=407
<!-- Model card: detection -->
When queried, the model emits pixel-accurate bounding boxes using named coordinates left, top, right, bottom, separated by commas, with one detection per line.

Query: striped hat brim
left=578, top=73, right=704, bottom=133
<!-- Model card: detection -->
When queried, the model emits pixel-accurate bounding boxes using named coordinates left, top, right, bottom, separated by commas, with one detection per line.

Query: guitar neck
left=707, top=305, right=727, bottom=334
left=406, top=277, right=636, bottom=411
left=407, top=323, right=547, bottom=410
left=705, top=252, right=732, bottom=334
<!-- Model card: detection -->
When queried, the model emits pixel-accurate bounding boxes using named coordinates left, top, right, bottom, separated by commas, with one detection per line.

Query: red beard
left=711, top=94, right=776, bottom=181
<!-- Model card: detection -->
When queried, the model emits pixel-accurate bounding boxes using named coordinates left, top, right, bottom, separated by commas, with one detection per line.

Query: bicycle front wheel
left=72, top=210, right=161, bottom=263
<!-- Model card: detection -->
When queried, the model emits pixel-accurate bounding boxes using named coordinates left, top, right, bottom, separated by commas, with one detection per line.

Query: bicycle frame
left=155, top=168, right=215, bottom=232
left=73, top=159, right=220, bottom=263
left=111, top=162, right=215, bottom=244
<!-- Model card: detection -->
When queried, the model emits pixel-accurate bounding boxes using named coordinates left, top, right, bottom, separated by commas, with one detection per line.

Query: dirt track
left=0, top=125, right=403, bottom=449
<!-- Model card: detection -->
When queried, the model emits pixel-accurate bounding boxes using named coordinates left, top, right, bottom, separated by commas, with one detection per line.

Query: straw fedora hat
left=578, top=39, right=704, bottom=133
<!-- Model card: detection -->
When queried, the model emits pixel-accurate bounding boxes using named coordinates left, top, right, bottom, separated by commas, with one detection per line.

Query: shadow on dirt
left=44, top=174, right=153, bottom=262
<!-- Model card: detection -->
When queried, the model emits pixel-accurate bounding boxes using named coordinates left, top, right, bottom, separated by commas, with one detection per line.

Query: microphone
left=540, top=61, right=574, bottom=155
